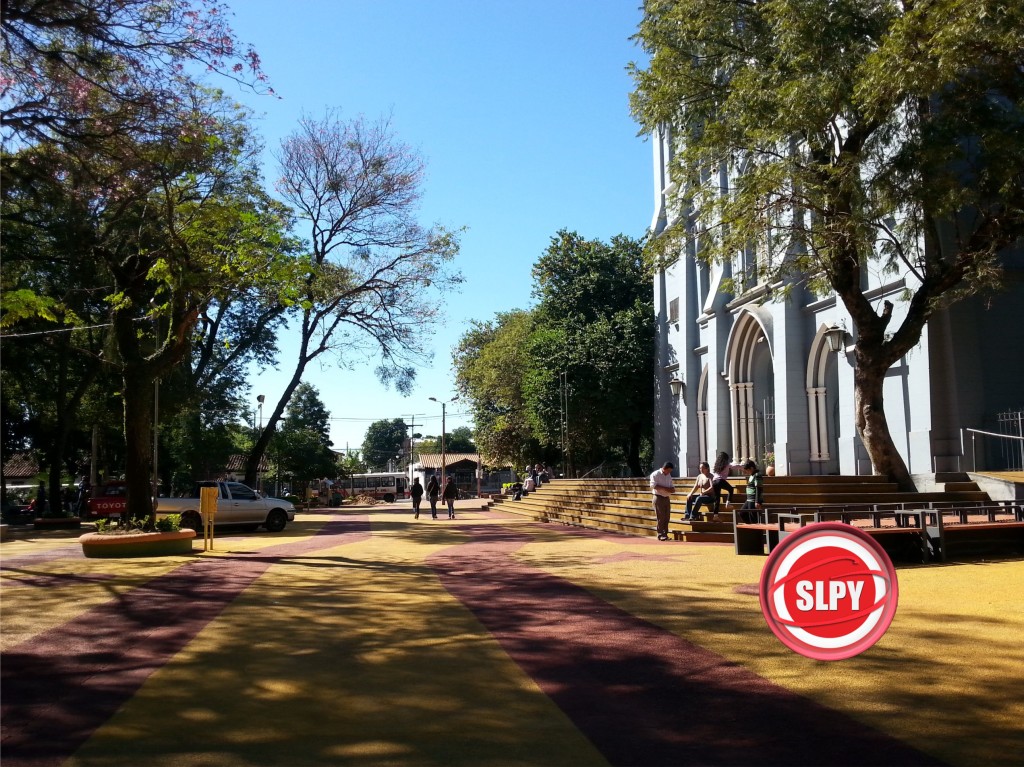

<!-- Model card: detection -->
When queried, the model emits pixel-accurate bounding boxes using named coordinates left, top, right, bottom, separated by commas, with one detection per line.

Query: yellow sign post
left=199, top=486, right=218, bottom=551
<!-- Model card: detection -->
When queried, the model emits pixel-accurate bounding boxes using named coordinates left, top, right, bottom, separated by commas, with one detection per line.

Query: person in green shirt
left=739, top=459, right=764, bottom=524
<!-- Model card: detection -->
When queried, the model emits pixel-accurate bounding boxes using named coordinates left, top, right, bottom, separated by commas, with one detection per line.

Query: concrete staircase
left=490, top=475, right=992, bottom=543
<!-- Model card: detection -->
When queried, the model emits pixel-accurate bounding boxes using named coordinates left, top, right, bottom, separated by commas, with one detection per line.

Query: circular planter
left=79, top=529, right=196, bottom=558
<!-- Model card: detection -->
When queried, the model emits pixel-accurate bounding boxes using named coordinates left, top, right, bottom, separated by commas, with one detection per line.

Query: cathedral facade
left=650, top=126, right=1024, bottom=479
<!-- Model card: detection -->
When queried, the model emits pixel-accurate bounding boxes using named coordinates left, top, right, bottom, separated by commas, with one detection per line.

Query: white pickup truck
left=157, top=481, right=296, bottom=533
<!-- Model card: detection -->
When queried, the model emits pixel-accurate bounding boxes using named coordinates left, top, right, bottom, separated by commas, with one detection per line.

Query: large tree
left=530, top=231, right=653, bottom=475
left=446, top=427, right=477, bottom=454
left=243, top=112, right=462, bottom=486
left=362, top=418, right=408, bottom=472
left=454, top=310, right=542, bottom=468
left=455, top=232, right=653, bottom=475
left=2, top=0, right=284, bottom=521
left=273, top=383, right=337, bottom=485
left=2, top=93, right=295, bottom=522
left=631, top=0, right=1024, bottom=489
left=159, top=185, right=302, bottom=489
left=1, top=150, right=112, bottom=507
left=2, top=0, right=270, bottom=148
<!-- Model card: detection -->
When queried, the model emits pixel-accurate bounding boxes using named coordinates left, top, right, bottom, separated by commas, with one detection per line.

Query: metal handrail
left=960, top=428, right=1024, bottom=472
left=963, top=428, right=1024, bottom=442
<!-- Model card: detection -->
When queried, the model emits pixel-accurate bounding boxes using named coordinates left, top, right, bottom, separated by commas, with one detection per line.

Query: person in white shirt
left=649, top=462, right=675, bottom=541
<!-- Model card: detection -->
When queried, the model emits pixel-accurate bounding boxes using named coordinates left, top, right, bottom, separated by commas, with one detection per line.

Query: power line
left=0, top=321, right=114, bottom=339
left=327, top=412, right=471, bottom=422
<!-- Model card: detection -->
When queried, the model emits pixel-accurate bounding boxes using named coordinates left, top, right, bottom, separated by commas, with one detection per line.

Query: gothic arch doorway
left=806, top=324, right=841, bottom=473
left=724, top=310, right=775, bottom=462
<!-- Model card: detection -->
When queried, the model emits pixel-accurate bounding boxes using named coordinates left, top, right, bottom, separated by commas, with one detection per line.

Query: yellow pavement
left=1, top=504, right=1022, bottom=766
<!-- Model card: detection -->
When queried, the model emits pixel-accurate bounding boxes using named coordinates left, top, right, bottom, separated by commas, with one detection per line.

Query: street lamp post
left=256, top=395, right=265, bottom=493
left=429, top=396, right=459, bottom=485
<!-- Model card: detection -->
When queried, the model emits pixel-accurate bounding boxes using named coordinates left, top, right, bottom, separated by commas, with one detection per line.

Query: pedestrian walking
left=442, top=476, right=458, bottom=519
left=426, top=475, right=440, bottom=519
left=410, top=477, right=424, bottom=519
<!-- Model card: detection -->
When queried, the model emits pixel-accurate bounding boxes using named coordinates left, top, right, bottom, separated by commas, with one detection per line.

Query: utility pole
left=429, top=397, right=458, bottom=485
left=256, top=394, right=265, bottom=493
left=406, top=415, right=421, bottom=486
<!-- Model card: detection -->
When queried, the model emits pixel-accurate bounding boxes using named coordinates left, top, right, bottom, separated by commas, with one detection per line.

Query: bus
left=337, top=472, right=407, bottom=503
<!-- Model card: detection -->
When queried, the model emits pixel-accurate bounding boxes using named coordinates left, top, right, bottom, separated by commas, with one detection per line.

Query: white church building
left=650, top=126, right=1024, bottom=480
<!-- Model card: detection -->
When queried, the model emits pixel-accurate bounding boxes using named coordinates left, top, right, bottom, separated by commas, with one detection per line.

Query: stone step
left=490, top=476, right=995, bottom=547
left=944, top=481, right=981, bottom=492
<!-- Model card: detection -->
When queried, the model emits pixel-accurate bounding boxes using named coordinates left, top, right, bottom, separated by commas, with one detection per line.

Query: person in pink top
left=710, top=452, right=737, bottom=519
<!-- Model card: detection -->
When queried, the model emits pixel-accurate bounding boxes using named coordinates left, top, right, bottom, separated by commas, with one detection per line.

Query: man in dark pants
left=649, top=462, right=675, bottom=541
left=410, top=478, right=424, bottom=519
left=426, top=475, right=440, bottom=519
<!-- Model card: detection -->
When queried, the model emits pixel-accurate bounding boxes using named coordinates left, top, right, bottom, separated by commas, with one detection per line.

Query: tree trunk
left=853, top=361, right=916, bottom=492
left=626, top=421, right=642, bottom=477
left=244, top=370, right=304, bottom=488
left=122, top=365, right=155, bottom=525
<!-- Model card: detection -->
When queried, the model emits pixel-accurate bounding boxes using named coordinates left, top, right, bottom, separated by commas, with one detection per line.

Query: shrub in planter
left=80, top=528, right=195, bottom=558
left=80, top=513, right=193, bottom=558
left=155, top=513, right=181, bottom=533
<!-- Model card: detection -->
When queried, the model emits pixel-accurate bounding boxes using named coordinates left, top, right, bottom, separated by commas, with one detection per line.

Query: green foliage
left=155, top=514, right=181, bottom=533
left=630, top=0, right=1024, bottom=484
left=273, top=383, right=337, bottom=484
left=362, top=419, right=408, bottom=471
left=454, top=310, right=541, bottom=466
left=455, top=232, right=653, bottom=473
left=337, top=451, right=367, bottom=476
left=631, top=0, right=1024, bottom=356
left=0, top=1, right=305, bottom=519
left=446, top=426, right=477, bottom=454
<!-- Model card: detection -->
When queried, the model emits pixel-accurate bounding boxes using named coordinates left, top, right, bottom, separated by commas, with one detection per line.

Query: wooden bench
left=923, top=504, right=1024, bottom=562
left=732, top=508, right=814, bottom=555
left=811, top=508, right=930, bottom=563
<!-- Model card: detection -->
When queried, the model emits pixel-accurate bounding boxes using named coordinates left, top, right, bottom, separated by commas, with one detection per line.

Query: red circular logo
left=759, top=522, right=899, bottom=660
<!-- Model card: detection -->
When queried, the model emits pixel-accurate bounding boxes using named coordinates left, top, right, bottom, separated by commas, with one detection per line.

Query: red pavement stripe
left=0, top=518, right=370, bottom=767
left=429, top=524, right=945, bottom=767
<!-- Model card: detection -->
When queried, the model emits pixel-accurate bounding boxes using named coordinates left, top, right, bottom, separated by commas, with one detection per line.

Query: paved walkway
left=2, top=504, right=1022, bottom=766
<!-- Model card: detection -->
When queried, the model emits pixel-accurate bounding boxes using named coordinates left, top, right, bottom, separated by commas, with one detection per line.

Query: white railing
left=960, top=428, right=1024, bottom=472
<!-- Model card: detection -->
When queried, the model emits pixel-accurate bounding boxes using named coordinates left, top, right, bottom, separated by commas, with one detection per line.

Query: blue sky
left=227, top=0, right=653, bottom=451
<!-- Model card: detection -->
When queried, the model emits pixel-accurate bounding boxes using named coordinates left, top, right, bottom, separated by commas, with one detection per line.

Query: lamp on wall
left=825, top=324, right=847, bottom=353
left=668, top=378, right=685, bottom=398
